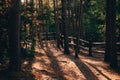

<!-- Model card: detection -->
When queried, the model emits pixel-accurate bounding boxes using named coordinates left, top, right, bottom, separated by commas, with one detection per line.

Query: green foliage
left=37, top=5, right=55, bottom=26
left=20, top=0, right=55, bottom=57
left=49, top=24, right=55, bottom=32
left=116, top=0, right=120, bottom=42
left=82, top=0, right=119, bottom=42
left=20, top=1, right=36, bottom=57
left=82, top=0, right=106, bottom=41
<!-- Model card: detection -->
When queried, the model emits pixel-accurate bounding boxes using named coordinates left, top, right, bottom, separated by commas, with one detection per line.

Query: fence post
left=89, top=40, right=93, bottom=56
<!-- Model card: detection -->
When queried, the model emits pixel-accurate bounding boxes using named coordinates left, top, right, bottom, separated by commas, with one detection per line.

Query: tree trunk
left=61, top=0, right=70, bottom=54
left=75, top=0, right=82, bottom=58
left=53, top=0, right=60, bottom=48
left=8, top=0, right=21, bottom=71
left=104, top=0, right=117, bottom=68
left=30, top=0, right=36, bottom=51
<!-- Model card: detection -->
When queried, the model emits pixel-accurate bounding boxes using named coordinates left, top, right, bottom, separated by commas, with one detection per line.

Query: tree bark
left=61, top=0, right=70, bottom=54
left=75, top=0, right=82, bottom=58
left=104, top=0, right=117, bottom=68
left=53, top=0, right=60, bottom=48
left=8, top=0, right=21, bottom=71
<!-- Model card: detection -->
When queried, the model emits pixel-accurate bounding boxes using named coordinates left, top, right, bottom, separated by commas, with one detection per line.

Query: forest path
left=22, top=41, right=120, bottom=80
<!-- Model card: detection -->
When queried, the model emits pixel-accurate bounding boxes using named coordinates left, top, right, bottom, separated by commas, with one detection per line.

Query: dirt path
left=22, top=42, right=120, bottom=80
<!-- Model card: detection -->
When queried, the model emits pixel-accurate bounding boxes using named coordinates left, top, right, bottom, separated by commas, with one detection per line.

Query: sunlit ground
left=22, top=41, right=120, bottom=80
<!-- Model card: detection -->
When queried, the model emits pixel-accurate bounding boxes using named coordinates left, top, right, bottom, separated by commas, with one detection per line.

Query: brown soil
left=0, top=41, right=120, bottom=80
left=26, top=41, right=120, bottom=80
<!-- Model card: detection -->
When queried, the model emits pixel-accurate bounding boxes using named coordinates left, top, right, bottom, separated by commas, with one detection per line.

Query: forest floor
left=0, top=41, right=120, bottom=80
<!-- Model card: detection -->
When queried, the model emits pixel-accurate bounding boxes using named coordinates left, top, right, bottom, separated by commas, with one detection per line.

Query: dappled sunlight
left=32, top=41, right=120, bottom=80
left=78, top=52, right=120, bottom=80
left=47, top=46, right=86, bottom=80
left=1, top=41, right=119, bottom=80
left=30, top=43, right=87, bottom=80
left=22, top=61, right=29, bottom=68
left=84, top=62, right=111, bottom=80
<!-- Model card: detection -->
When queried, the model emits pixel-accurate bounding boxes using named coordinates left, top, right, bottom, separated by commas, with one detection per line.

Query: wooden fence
left=40, top=32, right=120, bottom=56
left=68, top=36, right=120, bottom=56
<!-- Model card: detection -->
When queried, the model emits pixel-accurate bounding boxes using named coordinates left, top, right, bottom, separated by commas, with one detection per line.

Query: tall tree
left=8, top=0, right=21, bottom=71
left=30, top=0, right=36, bottom=51
left=53, top=0, right=60, bottom=48
left=75, top=0, right=82, bottom=58
left=104, top=0, right=117, bottom=68
left=61, top=0, right=70, bottom=54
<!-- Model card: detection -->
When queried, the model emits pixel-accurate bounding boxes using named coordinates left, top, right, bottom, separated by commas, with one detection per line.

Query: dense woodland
left=0, top=0, right=120, bottom=79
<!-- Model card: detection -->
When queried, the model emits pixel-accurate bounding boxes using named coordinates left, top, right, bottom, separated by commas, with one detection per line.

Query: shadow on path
left=85, top=62, right=111, bottom=80
left=0, top=57, right=35, bottom=80
left=43, top=47, right=67, bottom=80
left=65, top=54, right=99, bottom=80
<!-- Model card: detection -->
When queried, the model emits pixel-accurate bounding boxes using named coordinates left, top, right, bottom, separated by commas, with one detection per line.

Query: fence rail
left=67, top=36, right=120, bottom=56
left=40, top=32, right=56, bottom=40
left=40, top=33, right=120, bottom=56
